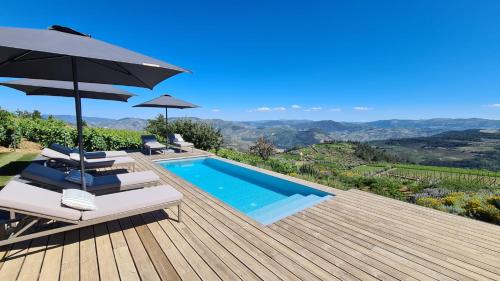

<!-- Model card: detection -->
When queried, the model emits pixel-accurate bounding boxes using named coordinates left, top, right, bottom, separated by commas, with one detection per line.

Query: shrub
left=416, top=197, right=444, bottom=210
left=167, top=119, right=223, bottom=151
left=442, top=192, right=465, bottom=206
left=0, top=107, right=20, bottom=148
left=266, top=159, right=297, bottom=175
left=299, top=163, right=320, bottom=177
left=488, top=195, right=500, bottom=209
left=249, top=137, right=275, bottom=161
left=464, top=197, right=500, bottom=223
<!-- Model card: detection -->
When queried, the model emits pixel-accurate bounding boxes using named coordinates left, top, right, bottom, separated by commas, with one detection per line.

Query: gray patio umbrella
left=133, top=94, right=198, bottom=138
left=0, top=25, right=190, bottom=190
left=0, top=78, right=136, bottom=102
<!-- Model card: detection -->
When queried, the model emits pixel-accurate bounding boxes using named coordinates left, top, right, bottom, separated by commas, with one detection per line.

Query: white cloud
left=273, top=107, right=286, bottom=111
left=291, top=104, right=301, bottom=109
left=211, top=109, right=220, bottom=112
left=330, top=108, right=342, bottom=112
left=486, top=103, right=500, bottom=108
left=311, top=107, right=322, bottom=111
left=354, top=106, right=372, bottom=111
left=256, top=107, right=272, bottom=112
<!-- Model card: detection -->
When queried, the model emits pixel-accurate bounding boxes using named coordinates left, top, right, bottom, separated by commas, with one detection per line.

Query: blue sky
left=1, top=0, right=500, bottom=121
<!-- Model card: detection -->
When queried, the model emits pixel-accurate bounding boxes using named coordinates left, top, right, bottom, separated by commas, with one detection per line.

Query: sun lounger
left=141, top=135, right=166, bottom=155
left=0, top=181, right=182, bottom=246
left=49, top=143, right=128, bottom=159
left=21, top=163, right=159, bottom=195
left=41, top=148, right=136, bottom=171
left=169, top=134, right=194, bottom=152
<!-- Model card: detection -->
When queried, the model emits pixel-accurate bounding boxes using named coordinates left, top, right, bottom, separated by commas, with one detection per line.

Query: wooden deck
left=1, top=150, right=500, bottom=280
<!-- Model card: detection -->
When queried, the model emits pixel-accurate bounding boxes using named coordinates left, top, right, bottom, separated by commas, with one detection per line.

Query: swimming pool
left=159, top=157, right=332, bottom=225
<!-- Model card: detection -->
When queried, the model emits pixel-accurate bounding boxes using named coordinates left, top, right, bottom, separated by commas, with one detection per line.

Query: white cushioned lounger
left=0, top=181, right=182, bottom=246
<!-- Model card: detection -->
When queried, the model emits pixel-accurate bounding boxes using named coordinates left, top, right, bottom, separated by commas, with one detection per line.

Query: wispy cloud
left=249, top=106, right=287, bottom=112
left=211, top=109, right=220, bottom=112
left=354, top=106, right=372, bottom=111
left=256, top=107, right=272, bottom=112
left=291, top=104, right=301, bottom=109
left=330, top=108, right=342, bottom=112
left=486, top=103, right=500, bottom=108
left=303, top=106, right=322, bottom=112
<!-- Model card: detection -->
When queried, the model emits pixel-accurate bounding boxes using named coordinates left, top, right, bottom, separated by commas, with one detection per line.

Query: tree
left=145, top=114, right=167, bottom=140
left=250, top=137, right=275, bottom=160
left=146, top=117, right=223, bottom=151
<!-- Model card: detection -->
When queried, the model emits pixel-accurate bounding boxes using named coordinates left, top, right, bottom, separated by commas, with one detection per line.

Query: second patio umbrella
left=133, top=94, right=198, bottom=139
left=0, top=25, right=189, bottom=190
left=0, top=78, right=136, bottom=190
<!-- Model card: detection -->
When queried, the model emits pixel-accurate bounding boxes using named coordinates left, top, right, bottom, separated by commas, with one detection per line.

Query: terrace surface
left=1, top=150, right=500, bottom=280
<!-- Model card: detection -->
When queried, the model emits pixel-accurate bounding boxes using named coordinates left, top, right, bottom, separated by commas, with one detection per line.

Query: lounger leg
left=178, top=202, right=182, bottom=223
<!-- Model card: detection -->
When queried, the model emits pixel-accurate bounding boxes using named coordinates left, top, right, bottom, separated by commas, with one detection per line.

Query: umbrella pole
left=72, top=57, right=87, bottom=191
left=165, top=108, right=168, bottom=141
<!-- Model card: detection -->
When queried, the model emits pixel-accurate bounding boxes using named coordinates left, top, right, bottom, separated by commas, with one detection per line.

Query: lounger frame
left=0, top=201, right=181, bottom=246
left=45, top=157, right=136, bottom=172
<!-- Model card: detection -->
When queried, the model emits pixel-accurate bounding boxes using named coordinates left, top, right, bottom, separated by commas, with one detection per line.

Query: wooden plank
left=326, top=198, right=500, bottom=274
left=348, top=189, right=500, bottom=240
left=335, top=193, right=500, bottom=255
left=79, top=226, right=99, bottom=281
left=16, top=236, right=48, bottom=281
left=94, top=223, right=120, bottom=281
left=141, top=212, right=205, bottom=281
left=303, top=205, right=486, bottom=280
left=119, top=217, right=161, bottom=281
left=129, top=215, right=181, bottom=281
left=160, top=208, right=260, bottom=281
left=106, top=220, right=140, bottom=281
left=0, top=240, right=31, bottom=281
left=38, top=233, right=64, bottom=281
left=59, top=229, right=80, bottom=281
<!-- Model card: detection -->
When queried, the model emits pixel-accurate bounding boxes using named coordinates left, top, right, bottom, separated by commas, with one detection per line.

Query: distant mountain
left=45, top=115, right=500, bottom=150
left=371, top=129, right=500, bottom=170
left=366, top=118, right=500, bottom=130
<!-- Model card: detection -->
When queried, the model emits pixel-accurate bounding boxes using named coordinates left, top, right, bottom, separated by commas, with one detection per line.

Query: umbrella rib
left=80, top=57, right=151, bottom=88
left=0, top=50, right=33, bottom=67
left=112, top=61, right=151, bottom=89
left=12, top=54, right=67, bottom=63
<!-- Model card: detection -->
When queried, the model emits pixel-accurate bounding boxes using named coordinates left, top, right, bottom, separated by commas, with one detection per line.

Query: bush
left=266, top=159, right=297, bottom=175
left=416, top=197, right=445, bottom=210
left=299, top=163, right=320, bottom=177
left=163, top=118, right=223, bottom=151
left=249, top=137, right=275, bottom=161
left=464, top=196, right=500, bottom=224
left=488, top=195, right=500, bottom=209
left=442, top=192, right=465, bottom=206
left=0, top=107, right=20, bottom=148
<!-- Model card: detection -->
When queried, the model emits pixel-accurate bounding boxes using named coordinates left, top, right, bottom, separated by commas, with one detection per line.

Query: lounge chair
left=21, top=163, right=160, bottom=195
left=0, top=181, right=182, bottom=246
left=141, top=135, right=166, bottom=155
left=49, top=143, right=128, bottom=159
left=169, top=134, right=194, bottom=152
left=41, top=148, right=136, bottom=171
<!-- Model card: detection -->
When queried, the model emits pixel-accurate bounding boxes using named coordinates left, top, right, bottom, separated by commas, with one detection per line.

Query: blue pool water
left=159, top=157, right=332, bottom=225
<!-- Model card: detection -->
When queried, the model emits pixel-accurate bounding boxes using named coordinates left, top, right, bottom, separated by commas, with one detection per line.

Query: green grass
left=0, top=152, right=38, bottom=187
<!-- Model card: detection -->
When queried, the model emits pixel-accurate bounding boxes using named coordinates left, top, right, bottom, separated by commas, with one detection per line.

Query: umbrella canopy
left=0, top=25, right=189, bottom=190
left=134, top=94, right=198, bottom=140
left=0, top=78, right=135, bottom=102
left=133, top=94, right=199, bottom=109
left=0, top=26, right=190, bottom=88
